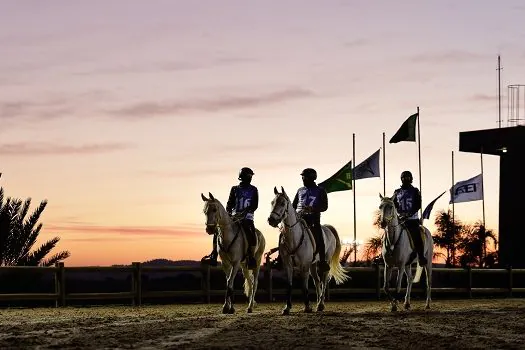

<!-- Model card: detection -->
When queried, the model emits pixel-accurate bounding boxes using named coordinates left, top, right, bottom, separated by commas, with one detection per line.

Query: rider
left=201, top=167, right=259, bottom=269
left=392, top=170, right=427, bottom=266
left=270, top=168, right=330, bottom=272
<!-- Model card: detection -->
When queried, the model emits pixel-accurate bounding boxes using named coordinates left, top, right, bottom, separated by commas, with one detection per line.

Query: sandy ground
left=0, top=299, right=524, bottom=349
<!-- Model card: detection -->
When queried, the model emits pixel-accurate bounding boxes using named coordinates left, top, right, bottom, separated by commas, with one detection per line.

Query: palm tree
left=362, top=234, right=382, bottom=262
left=0, top=187, right=70, bottom=266
left=432, top=209, right=462, bottom=267
left=457, top=221, right=498, bottom=268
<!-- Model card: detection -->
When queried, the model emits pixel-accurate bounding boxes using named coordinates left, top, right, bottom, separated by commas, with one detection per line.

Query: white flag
left=449, top=174, right=483, bottom=204
left=353, top=149, right=380, bottom=180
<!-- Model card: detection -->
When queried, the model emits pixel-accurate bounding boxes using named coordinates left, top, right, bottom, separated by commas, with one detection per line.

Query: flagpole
left=382, top=132, right=386, bottom=196
left=451, top=150, right=455, bottom=265
left=481, top=146, right=486, bottom=267
left=417, top=106, right=422, bottom=218
left=352, top=133, right=357, bottom=264
left=480, top=147, right=486, bottom=227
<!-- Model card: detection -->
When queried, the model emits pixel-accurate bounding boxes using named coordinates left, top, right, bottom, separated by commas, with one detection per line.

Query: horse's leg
left=310, top=265, right=322, bottom=311
left=225, top=260, right=241, bottom=314
left=317, top=268, right=331, bottom=312
left=404, top=265, right=414, bottom=310
left=282, top=258, right=293, bottom=316
left=222, top=261, right=233, bottom=314
left=249, top=265, right=261, bottom=313
left=300, top=266, right=313, bottom=313
left=240, top=264, right=254, bottom=313
left=425, top=263, right=432, bottom=309
left=383, top=265, right=397, bottom=312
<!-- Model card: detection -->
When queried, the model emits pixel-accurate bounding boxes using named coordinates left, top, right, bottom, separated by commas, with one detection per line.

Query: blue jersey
left=293, top=185, right=328, bottom=214
left=393, top=185, right=421, bottom=219
left=226, top=184, right=258, bottom=220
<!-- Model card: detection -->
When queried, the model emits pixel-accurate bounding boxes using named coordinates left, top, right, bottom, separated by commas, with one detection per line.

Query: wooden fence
left=0, top=259, right=524, bottom=307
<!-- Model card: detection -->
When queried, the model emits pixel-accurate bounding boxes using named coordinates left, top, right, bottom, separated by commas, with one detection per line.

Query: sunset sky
left=2, top=0, right=524, bottom=266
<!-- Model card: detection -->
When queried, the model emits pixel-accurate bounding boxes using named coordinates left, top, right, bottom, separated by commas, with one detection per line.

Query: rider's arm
left=314, top=187, right=328, bottom=213
left=408, top=188, right=422, bottom=216
left=247, top=187, right=258, bottom=213
left=225, top=186, right=236, bottom=214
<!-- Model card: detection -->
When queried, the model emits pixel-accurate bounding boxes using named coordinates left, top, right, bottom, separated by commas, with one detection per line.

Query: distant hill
left=110, top=259, right=210, bottom=267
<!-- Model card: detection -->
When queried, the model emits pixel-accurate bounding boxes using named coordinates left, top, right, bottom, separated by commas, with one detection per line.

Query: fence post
left=201, top=264, right=211, bottom=304
left=58, top=262, right=66, bottom=307
left=507, top=266, right=513, bottom=298
left=131, top=262, right=142, bottom=306
left=54, top=262, right=60, bottom=308
left=375, top=264, right=381, bottom=300
left=205, top=264, right=211, bottom=304
left=467, top=267, right=472, bottom=298
left=264, top=255, right=273, bottom=302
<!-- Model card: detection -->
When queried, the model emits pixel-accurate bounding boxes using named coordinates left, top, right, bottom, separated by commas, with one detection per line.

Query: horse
left=200, top=192, right=266, bottom=314
left=267, top=186, right=350, bottom=315
left=378, top=193, right=433, bottom=312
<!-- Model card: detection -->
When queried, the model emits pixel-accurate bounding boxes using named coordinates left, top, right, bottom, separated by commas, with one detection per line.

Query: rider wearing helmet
left=271, top=168, right=329, bottom=272
left=392, top=170, right=427, bottom=265
left=201, top=167, right=259, bottom=268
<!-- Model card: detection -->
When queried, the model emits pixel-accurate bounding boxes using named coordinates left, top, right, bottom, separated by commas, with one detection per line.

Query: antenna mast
left=497, top=55, right=503, bottom=128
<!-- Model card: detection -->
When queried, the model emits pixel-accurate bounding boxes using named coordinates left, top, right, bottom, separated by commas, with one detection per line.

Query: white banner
left=449, top=174, right=483, bottom=204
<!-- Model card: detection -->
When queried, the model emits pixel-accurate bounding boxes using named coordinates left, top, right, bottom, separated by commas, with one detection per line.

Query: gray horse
left=378, top=193, right=433, bottom=312
left=268, top=186, right=350, bottom=315
left=201, top=192, right=266, bottom=314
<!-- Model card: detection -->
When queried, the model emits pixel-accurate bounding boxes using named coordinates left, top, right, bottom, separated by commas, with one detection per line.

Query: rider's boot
left=317, top=233, right=330, bottom=273
left=414, top=227, right=428, bottom=266
left=201, top=250, right=218, bottom=266
left=247, top=246, right=257, bottom=269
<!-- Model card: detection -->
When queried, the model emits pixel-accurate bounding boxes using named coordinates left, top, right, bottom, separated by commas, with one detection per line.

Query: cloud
left=409, top=51, right=488, bottom=64
left=0, top=142, right=133, bottom=156
left=343, top=39, right=368, bottom=48
left=45, top=223, right=202, bottom=239
left=0, top=91, right=113, bottom=122
left=108, top=88, right=316, bottom=119
left=470, top=94, right=501, bottom=102
left=76, top=57, right=257, bottom=76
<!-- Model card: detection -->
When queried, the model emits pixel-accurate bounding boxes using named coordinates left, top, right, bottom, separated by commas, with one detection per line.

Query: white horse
left=201, top=192, right=266, bottom=314
left=378, top=193, right=433, bottom=312
left=267, top=186, right=350, bottom=315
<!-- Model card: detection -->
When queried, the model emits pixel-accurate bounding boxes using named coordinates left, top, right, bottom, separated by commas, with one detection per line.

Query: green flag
left=389, top=112, right=418, bottom=143
left=318, top=160, right=352, bottom=193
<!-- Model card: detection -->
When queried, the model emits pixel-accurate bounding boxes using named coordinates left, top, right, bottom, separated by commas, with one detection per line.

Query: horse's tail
left=324, top=224, right=351, bottom=285
left=243, top=230, right=266, bottom=297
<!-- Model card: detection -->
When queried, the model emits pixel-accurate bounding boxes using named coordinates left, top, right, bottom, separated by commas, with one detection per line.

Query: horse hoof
left=222, top=306, right=229, bottom=314
left=247, top=308, right=253, bottom=314
left=404, top=303, right=411, bottom=311
left=391, top=305, right=398, bottom=313
left=316, top=304, right=325, bottom=312
left=228, top=307, right=235, bottom=314
left=282, top=308, right=290, bottom=316
left=304, top=306, right=313, bottom=313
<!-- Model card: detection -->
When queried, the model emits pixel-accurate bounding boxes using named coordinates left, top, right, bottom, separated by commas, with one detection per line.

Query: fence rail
left=0, top=260, right=524, bottom=307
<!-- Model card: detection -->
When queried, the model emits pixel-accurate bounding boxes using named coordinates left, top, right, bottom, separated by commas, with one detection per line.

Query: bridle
left=203, top=200, right=243, bottom=253
left=270, top=193, right=300, bottom=229
left=380, top=199, right=403, bottom=250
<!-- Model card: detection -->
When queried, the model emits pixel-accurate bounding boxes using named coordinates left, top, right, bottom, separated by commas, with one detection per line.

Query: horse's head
left=267, top=186, right=290, bottom=228
left=378, top=193, right=397, bottom=229
left=201, top=192, right=223, bottom=235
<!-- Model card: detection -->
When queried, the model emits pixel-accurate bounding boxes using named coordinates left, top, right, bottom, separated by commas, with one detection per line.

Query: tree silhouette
left=457, top=221, right=498, bottom=268
left=432, top=209, right=462, bottom=266
left=0, top=186, right=70, bottom=266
